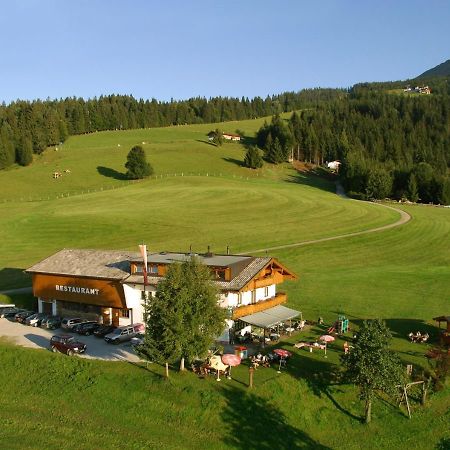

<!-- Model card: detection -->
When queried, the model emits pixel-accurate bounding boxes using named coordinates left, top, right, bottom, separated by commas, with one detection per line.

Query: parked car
left=50, top=335, right=87, bottom=356
left=0, top=305, right=16, bottom=315
left=25, top=313, right=49, bottom=327
left=130, top=332, right=145, bottom=347
left=41, top=316, right=62, bottom=330
left=104, top=323, right=145, bottom=344
left=74, top=321, right=101, bottom=336
left=61, top=317, right=84, bottom=330
left=0, top=307, right=22, bottom=318
left=93, top=324, right=116, bottom=337
left=15, top=310, right=34, bottom=323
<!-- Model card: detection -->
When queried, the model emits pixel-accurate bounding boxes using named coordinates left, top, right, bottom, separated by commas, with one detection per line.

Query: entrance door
left=112, top=309, right=120, bottom=327
left=42, top=302, right=53, bottom=315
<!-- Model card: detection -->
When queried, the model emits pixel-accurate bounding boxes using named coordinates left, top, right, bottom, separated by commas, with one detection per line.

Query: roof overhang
left=239, top=305, right=301, bottom=329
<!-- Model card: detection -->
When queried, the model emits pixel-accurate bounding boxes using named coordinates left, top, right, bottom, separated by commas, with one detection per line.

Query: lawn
left=0, top=119, right=449, bottom=449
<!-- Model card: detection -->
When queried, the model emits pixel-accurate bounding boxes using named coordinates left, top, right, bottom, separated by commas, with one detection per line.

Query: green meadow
left=0, top=117, right=449, bottom=449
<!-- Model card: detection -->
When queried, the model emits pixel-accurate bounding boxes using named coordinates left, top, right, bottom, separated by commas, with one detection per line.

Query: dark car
left=0, top=307, right=22, bottom=318
left=74, top=321, right=101, bottom=336
left=2, top=308, right=26, bottom=319
left=15, top=310, right=34, bottom=323
left=25, top=313, right=48, bottom=327
left=93, top=324, right=116, bottom=337
left=50, top=335, right=87, bottom=356
left=42, top=316, right=62, bottom=330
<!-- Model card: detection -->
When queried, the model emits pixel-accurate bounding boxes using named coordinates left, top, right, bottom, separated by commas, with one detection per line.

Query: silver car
left=104, top=323, right=144, bottom=344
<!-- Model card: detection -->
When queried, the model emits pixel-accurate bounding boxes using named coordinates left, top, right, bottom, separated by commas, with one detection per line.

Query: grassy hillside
left=0, top=116, right=278, bottom=201
left=0, top=118, right=449, bottom=449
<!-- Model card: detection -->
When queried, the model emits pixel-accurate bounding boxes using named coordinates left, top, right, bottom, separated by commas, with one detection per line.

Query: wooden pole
left=165, top=362, right=169, bottom=378
left=248, top=367, right=254, bottom=388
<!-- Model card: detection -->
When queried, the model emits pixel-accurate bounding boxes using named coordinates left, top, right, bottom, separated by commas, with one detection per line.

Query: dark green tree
left=138, top=257, right=227, bottom=372
left=407, top=173, right=419, bottom=202
left=244, top=146, right=263, bottom=169
left=341, top=319, right=403, bottom=423
left=125, top=145, right=153, bottom=179
left=266, top=137, right=284, bottom=164
left=16, top=136, right=33, bottom=166
left=365, top=166, right=393, bottom=199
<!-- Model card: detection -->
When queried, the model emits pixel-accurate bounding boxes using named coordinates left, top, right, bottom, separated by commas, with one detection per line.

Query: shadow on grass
left=222, top=157, right=244, bottom=167
left=96, top=166, right=127, bottom=180
left=220, top=385, right=331, bottom=449
left=285, top=171, right=335, bottom=193
left=285, top=349, right=362, bottom=422
left=0, top=267, right=31, bottom=292
left=195, top=139, right=217, bottom=147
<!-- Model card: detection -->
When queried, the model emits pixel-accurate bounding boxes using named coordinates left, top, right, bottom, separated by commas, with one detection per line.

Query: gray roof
left=26, top=249, right=138, bottom=280
left=123, top=256, right=272, bottom=291
left=239, top=305, right=301, bottom=328
left=26, top=249, right=273, bottom=290
left=133, top=252, right=253, bottom=268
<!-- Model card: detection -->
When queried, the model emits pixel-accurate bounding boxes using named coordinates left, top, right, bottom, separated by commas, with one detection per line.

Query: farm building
left=26, top=249, right=297, bottom=338
left=207, top=131, right=241, bottom=141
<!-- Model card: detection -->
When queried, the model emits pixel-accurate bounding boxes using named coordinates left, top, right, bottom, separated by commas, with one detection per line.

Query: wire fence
left=0, top=172, right=268, bottom=204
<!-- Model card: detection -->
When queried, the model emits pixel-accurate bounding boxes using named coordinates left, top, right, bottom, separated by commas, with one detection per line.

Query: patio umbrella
left=273, top=348, right=292, bottom=358
left=273, top=349, right=292, bottom=373
left=319, top=335, right=335, bottom=357
left=209, top=355, right=229, bottom=381
left=319, top=335, right=335, bottom=342
left=221, top=354, right=241, bottom=379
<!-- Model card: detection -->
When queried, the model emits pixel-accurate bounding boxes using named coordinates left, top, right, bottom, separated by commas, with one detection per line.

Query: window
left=237, top=293, right=243, bottom=306
left=120, top=309, right=130, bottom=318
left=148, top=264, right=158, bottom=274
left=251, top=290, right=256, bottom=304
left=264, top=287, right=269, bottom=297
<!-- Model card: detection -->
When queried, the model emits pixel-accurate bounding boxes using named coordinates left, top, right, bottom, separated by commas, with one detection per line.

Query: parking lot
left=0, top=318, right=142, bottom=362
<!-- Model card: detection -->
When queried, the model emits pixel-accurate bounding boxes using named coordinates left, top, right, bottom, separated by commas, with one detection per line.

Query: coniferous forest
left=0, top=89, right=341, bottom=170
left=257, top=77, right=450, bottom=204
left=0, top=76, right=449, bottom=204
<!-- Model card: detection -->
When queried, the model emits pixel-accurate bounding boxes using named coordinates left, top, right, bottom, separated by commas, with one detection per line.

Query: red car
left=50, top=335, right=87, bottom=356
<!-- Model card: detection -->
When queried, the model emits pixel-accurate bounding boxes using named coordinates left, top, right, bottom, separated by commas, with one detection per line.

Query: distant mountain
left=417, top=59, right=450, bottom=78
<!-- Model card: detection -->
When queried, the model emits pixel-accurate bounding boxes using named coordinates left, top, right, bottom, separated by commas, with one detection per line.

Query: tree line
left=0, top=89, right=344, bottom=170
left=255, top=78, right=450, bottom=204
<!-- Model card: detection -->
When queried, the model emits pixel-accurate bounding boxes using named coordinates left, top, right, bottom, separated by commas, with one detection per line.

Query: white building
left=27, top=249, right=298, bottom=336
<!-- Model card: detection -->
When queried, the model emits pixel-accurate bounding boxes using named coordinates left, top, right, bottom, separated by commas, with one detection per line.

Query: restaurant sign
left=56, top=285, right=100, bottom=295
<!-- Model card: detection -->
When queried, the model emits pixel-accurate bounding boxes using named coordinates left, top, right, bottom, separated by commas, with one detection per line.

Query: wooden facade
left=232, top=292, right=287, bottom=319
left=31, top=273, right=127, bottom=309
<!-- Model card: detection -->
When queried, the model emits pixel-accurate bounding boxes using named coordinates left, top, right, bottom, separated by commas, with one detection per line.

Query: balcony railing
left=232, top=292, right=287, bottom=320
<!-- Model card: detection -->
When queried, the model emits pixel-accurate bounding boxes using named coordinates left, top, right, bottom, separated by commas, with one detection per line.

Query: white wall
left=219, top=285, right=276, bottom=308
left=123, top=284, right=156, bottom=325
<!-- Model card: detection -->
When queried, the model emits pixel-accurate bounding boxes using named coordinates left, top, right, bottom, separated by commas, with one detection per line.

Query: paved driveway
left=0, top=318, right=142, bottom=362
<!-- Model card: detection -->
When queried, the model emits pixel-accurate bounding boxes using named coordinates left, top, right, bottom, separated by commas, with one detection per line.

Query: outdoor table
left=294, top=341, right=326, bottom=352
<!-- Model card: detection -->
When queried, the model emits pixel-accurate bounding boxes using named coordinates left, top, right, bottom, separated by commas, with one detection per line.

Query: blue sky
left=0, top=0, right=448, bottom=103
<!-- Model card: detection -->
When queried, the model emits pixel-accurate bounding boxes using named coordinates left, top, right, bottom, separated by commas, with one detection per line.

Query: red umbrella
left=221, top=353, right=241, bottom=379
left=273, top=348, right=292, bottom=358
left=319, top=335, right=335, bottom=358
left=221, top=354, right=241, bottom=366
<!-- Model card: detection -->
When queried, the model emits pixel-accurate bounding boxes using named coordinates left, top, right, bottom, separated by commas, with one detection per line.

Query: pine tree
left=244, top=146, right=263, bottom=169
left=137, top=257, right=226, bottom=372
left=125, top=145, right=154, bottom=179
left=341, top=319, right=403, bottom=423
left=407, top=173, right=419, bottom=202
left=16, top=135, right=33, bottom=166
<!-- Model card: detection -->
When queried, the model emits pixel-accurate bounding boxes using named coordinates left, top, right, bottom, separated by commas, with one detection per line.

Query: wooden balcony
left=232, top=292, right=287, bottom=320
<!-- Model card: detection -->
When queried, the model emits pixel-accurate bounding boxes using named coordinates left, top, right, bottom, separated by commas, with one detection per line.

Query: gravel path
left=241, top=183, right=411, bottom=254
left=0, top=318, right=141, bottom=362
